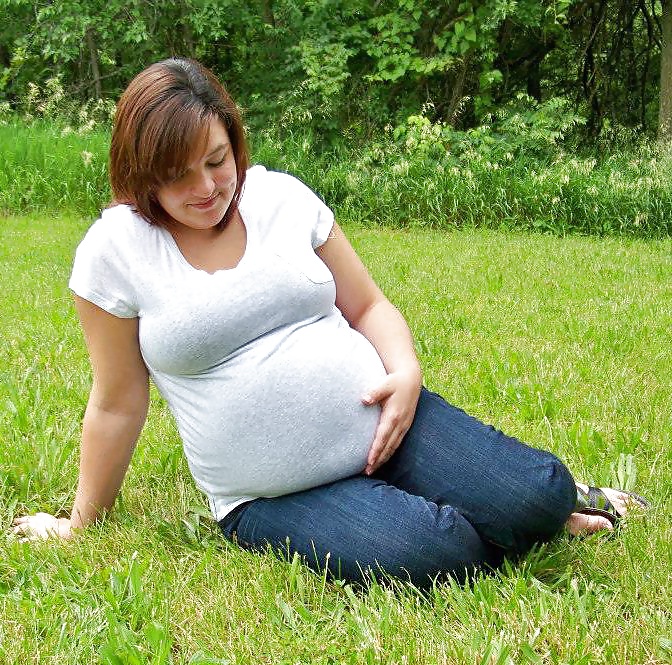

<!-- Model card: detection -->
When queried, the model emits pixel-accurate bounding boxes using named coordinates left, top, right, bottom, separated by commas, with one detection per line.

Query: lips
left=189, top=193, right=220, bottom=210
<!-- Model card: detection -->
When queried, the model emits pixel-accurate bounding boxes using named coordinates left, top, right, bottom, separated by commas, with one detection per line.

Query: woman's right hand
left=12, top=513, right=73, bottom=542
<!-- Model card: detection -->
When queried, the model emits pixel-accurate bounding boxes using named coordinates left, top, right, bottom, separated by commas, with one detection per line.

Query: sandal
left=575, top=486, right=650, bottom=526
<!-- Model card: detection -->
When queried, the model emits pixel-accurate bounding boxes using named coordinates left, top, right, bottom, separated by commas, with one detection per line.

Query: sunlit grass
left=1, top=214, right=670, bottom=664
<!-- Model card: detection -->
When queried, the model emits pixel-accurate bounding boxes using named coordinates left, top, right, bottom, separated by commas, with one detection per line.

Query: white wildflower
left=78, top=119, right=96, bottom=134
left=391, top=160, right=410, bottom=176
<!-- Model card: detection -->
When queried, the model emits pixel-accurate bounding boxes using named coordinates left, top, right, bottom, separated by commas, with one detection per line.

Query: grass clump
left=1, top=213, right=670, bottom=663
left=254, top=129, right=672, bottom=238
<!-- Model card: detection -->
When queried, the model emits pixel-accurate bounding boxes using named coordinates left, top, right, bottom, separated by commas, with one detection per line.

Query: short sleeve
left=308, top=188, right=335, bottom=249
left=69, top=211, right=139, bottom=318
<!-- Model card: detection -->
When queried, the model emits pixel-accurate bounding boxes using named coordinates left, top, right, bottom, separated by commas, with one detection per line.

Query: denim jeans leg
left=219, top=475, right=501, bottom=586
left=373, top=388, right=577, bottom=554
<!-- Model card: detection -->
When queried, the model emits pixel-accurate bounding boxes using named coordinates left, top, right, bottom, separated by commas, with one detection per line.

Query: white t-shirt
left=69, top=166, right=386, bottom=520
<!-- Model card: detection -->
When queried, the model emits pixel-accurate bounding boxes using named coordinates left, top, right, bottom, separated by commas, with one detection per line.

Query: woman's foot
left=565, top=510, right=613, bottom=536
left=565, top=483, right=648, bottom=536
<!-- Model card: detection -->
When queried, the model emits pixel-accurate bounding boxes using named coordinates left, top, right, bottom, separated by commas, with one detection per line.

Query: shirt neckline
left=160, top=208, right=252, bottom=275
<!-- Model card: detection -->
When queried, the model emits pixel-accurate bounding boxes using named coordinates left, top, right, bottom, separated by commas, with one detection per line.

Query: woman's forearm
left=70, top=398, right=148, bottom=530
left=352, top=299, right=422, bottom=383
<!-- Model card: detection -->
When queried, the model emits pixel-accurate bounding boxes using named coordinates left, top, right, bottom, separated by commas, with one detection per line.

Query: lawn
left=1, top=214, right=670, bottom=664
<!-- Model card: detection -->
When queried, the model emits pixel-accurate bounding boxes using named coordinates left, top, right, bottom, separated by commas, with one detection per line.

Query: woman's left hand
left=362, top=370, right=422, bottom=475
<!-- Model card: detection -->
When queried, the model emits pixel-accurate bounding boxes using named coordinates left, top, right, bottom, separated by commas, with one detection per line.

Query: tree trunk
left=526, top=57, right=541, bottom=101
left=446, top=56, right=471, bottom=126
left=85, top=25, right=102, bottom=99
left=658, top=0, right=672, bottom=142
left=261, top=0, right=275, bottom=27
left=180, top=0, right=196, bottom=57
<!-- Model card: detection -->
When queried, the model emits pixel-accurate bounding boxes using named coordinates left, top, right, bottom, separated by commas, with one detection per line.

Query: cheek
left=218, top=162, right=237, bottom=188
left=157, top=186, right=183, bottom=211
left=216, top=177, right=236, bottom=198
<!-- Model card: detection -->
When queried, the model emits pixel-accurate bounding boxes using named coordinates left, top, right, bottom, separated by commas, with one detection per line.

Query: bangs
left=137, top=98, right=215, bottom=187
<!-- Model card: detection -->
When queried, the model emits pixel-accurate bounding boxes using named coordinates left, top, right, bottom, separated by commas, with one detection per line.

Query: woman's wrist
left=393, top=362, right=423, bottom=387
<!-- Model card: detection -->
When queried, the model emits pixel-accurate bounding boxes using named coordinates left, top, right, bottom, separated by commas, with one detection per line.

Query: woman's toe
left=566, top=511, right=614, bottom=536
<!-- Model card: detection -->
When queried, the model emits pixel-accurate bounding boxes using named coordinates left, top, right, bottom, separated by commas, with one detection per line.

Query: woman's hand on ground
left=362, top=370, right=422, bottom=475
left=12, top=513, right=73, bottom=542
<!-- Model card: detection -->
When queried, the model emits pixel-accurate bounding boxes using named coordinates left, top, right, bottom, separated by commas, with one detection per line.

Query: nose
left=191, top=169, right=216, bottom=198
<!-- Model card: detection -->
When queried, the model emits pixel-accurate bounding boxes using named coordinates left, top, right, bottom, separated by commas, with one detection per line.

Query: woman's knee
left=512, top=453, right=576, bottom=539
left=296, top=502, right=493, bottom=586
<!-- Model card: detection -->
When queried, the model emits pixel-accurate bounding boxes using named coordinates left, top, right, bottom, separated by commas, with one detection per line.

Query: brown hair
left=109, top=58, right=249, bottom=228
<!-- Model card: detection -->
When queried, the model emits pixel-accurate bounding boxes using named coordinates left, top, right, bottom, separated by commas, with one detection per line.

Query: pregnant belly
left=170, top=318, right=387, bottom=499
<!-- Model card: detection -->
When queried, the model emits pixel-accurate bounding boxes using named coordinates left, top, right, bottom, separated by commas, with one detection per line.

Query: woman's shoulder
left=81, top=204, right=156, bottom=248
left=241, top=165, right=329, bottom=217
left=243, top=165, right=319, bottom=200
left=240, top=165, right=334, bottom=245
left=98, top=203, right=152, bottom=232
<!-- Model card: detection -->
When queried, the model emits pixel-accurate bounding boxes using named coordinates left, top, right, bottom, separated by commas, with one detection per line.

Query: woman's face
left=156, top=117, right=237, bottom=232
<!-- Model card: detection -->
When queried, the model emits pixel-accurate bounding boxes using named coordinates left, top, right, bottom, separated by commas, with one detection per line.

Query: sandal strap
left=587, top=486, right=616, bottom=514
left=575, top=507, right=618, bottom=526
left=576, top=486, right=618, bottom=517
left=575, top=485, right=650, bottom=522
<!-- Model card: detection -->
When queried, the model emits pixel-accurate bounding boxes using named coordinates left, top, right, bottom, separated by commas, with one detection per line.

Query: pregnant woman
left=12, top=58, right=647, bottom=586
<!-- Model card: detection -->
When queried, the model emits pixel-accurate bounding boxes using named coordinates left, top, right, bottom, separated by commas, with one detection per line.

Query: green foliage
left=0, top=1, right=664, bottom=140
left=0, top=119, right=110, bottom=216
left=393, top=95, right=587, bottom=167
left=18, top=75, right=116, bottom=127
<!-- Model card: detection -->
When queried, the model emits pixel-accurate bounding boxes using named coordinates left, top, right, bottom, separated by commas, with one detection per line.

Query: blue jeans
left=219, top=388, right=577, bottom=586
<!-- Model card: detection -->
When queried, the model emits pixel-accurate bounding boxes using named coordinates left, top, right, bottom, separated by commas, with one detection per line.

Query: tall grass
left=0, top=120, right=109, bottom=215
left=1, top=119, right=671, bottom=237
left=255, top=133, right=672, bottom=237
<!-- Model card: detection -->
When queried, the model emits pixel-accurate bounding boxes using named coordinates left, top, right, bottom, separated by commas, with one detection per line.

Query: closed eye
left=207, top=156, right=227, bottom=168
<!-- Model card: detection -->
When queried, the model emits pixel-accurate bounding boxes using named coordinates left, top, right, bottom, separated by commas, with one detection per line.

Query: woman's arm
left=13, top=296, right=149, bottom=540
left=316, top=223, right=422, bottom=474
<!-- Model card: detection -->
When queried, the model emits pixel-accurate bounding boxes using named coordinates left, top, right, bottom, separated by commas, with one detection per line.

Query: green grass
left=1, top=214, right=671, bottom=664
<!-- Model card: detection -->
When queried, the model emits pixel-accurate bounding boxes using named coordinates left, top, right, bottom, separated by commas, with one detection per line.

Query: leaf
left=659, top=638, right=672, bottom=654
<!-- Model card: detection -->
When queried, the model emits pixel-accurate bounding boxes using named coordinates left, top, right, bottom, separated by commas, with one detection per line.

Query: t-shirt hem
left=210, top=495, right=257, bottom=523
left=312, top=212, right=335, bottom=249
left=68, top=284, right=137, bottom=318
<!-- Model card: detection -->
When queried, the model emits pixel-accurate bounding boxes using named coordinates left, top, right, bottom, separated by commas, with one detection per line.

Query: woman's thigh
left=219, top=475, right=500, bottom=586
left=374, top=388, right=577, bottom=552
